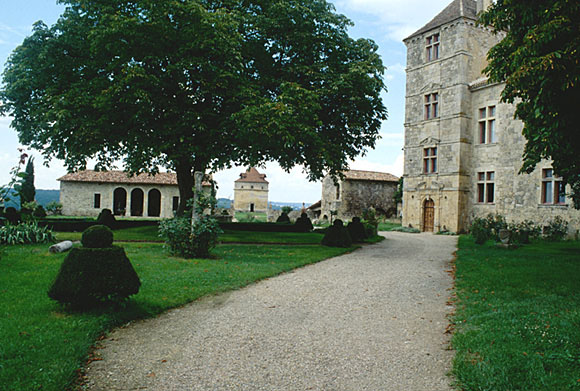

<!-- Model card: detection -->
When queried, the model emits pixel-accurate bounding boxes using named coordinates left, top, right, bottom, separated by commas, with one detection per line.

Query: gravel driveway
left=84, top=231, right=458, bottom=391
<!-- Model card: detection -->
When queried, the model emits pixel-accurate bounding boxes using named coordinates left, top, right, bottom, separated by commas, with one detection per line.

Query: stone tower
left=233, top=167, right=269, bottom=213
left=402, top=0, right=580, bottom=233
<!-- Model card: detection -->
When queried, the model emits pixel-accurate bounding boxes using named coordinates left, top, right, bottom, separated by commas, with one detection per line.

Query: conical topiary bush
left=48, top=225, right=140, bottom=308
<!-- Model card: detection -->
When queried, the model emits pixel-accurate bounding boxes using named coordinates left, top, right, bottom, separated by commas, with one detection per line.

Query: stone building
left=320, top=170, right=399, bottom=221
left=402, top=0, right=580, bottom=233
left=233, top=167, right=269, bottom=212
left=58, top=170, right=211, bottom=218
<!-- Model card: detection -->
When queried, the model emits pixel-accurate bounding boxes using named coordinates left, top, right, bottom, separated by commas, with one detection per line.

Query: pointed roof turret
left=404, top=0, right=477, bottom=41
left=235, top=167, right=268, bottom=184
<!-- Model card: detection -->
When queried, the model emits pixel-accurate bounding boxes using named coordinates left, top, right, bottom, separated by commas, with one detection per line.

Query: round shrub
left=96, top=208, right=116, bottom=228
left=295, top=212, right=313, bottom=232
left=322, top=219, right=352, bottom=247
left=81, top=225, right=114, bottom=248
left=48, top=246, right=141, bottom=308
left=347, top=216, right=367, bottom=242
left=276, top=212, right=290, bottom=224
left=33, top=204, right=47, bottom=218
left=4, top=207, right=20, bottom=225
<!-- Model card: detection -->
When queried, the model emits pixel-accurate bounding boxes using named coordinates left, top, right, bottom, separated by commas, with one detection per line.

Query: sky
left=0, top=0, right=453, bottom=203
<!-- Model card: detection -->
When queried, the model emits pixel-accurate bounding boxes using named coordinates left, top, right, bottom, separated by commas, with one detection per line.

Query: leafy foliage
left=0, top=149, right=29, bottom=207
left=96, top=208, right=116, bottom=228
left=506, top=220, right=541, bottom=244
left=362, top=207, right=379, bottom=237
left=543, top=216, right=569, bottom=242
left=390, top=226, right=420, bottom=234
left=47, top=246, right=141, bottom=308
left=276, top=212, right=291, bottom=224
left=45, top=201, right=63, bottom=215
left=281, top=206, right=294, bottom=215
left=159, top=193, right=222, bottom=258
left=480, top=0, right=580, bottom=207
left=18, top=157, right=35, bottom=208
left=347, top=216, right=367, bottom=242
left=0, top=0, right=387, bottom=215
left=81, top=225, right=114, bottom=248
left=0, top=222, right=55, bottom=245
left=393, top=177, right=403, bottom=204
left=321, top=219, right=352, bottom=247
left=294, top=212, right=314, bottom=232
left=470, top=216, right=490, bottom=244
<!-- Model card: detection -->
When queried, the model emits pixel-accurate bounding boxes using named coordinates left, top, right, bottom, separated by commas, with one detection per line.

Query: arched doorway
left=130, top=189, right=144, bottom=216
left=148, top=189, right=161, bottom=217
left=113, top=188, right=127, bottom=216
left=423, top=199, right=435, bottom=232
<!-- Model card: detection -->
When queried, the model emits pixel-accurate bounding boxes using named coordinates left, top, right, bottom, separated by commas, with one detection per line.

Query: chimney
left=477, top=0, right=493, bottom=14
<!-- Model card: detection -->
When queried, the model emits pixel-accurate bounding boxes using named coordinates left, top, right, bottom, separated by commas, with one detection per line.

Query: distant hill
left=216, top=198, right=311, bottom=211
left=1, top=189, right=59, bottom=209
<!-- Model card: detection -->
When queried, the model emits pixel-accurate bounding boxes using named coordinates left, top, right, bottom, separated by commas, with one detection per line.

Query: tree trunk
left=175, top=161, right=194, bottom=217
left=175, top=159, right=208, bottom=217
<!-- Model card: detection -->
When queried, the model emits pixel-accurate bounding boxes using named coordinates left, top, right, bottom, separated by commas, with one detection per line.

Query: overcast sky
left=0, top=0, right=452, bottom=203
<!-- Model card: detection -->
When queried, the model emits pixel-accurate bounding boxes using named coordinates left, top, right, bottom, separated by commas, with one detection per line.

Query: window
left=93, top=193, right=101, bottom=208
left=172, top=196, right=179, bottom=211
left=478, top=106, right=496, bottom=144
left=542, top=169, right=566, bottom=204
left=426, top=33, right=440, bottom=61
left=336, top=183, right=340, bottom=200
left=423, top=147, right=437, bottom=174
left=424, top=93, right=439, bottom=120
left=477, top=171, right=495, bottom=203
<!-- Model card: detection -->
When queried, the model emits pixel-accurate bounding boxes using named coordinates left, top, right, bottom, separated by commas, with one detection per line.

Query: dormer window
left=426, top=33, right=440, bottom=61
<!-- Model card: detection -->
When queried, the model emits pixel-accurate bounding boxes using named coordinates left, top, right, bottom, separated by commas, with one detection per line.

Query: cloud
left=336, top=0, right=452, bottom=41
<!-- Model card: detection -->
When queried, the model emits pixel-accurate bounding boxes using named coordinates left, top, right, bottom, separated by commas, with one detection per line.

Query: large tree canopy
left=0, top=0, right=387, bottom=214
left=480, top=0, right=580, bottom=208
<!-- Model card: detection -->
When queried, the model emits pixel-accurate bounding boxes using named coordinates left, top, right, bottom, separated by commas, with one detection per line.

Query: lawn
left=378, top=220, right=402, bottom=231
left=452, top=236, right=580, bottom=391
left=0, top=242, right=353, bottom=391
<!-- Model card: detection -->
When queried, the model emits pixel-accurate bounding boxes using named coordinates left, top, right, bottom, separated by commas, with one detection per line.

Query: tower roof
left=404, top=0, right=477, bottom=41
left=235, top=167, right=268, bottom=184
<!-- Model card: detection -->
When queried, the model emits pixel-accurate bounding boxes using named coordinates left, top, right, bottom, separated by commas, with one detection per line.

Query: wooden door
left=423, top=199, right=435, bottom=232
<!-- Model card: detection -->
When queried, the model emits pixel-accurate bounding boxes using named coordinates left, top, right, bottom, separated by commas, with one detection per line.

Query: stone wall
left=321, top=176, right=398, bottom=221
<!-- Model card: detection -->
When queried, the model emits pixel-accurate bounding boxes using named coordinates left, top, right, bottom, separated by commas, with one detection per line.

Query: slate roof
left=58, top=170, right=212, bottom=186
left=342, top=170, right=399, bottom=183
left=235, top=167, right=268, bottom=184
left=405, top=0, right=478, bottom=40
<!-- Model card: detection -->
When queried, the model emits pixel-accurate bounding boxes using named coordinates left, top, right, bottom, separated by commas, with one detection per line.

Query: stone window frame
left=172, top=196, right=179, bottom=212
left=93, top=193, right=101, bottom=209
left=423, top=147, right=437, bottom=174
left=426, top=33, right=440, bottom=61
left=541, top=169, right=566, bottom=205
left=477, top=171, right=495, bottom=204
left=424, top=93, right=439, bottom=120
left=478, top=105, right=496, bottom=144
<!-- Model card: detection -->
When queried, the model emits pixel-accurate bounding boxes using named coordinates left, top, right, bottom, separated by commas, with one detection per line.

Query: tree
left=1, top=0, right=387, bottom=215
left=480, top=0, right=580, bottom=207
left=18, top=157, right=36, bottom=207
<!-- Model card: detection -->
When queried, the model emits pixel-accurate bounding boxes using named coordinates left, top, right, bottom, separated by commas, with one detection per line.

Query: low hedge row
left=218, top=222, right=304, bottom=233
left=38, top=218, right=159, bottom=232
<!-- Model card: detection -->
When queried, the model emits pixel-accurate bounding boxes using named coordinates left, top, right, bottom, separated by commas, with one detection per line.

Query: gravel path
left=84, top=232, right=458, bottom=391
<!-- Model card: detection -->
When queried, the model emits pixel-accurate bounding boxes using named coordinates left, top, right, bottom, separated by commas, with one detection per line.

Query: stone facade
left=320, top=170, right=399, bottom=221
left=402, top=0, right=580, bottom=233
left=59, top=170, right=211, bottom=219
left=233, top=167, right=269, bottom=212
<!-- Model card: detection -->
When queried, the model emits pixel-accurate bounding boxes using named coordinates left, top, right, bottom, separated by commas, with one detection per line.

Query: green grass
left=452, top=236, right=580, bottom=391
left=56, top=226, right=324, bottom=244
left=0, top=242, right=352, bottom=391
left=378, top=220, right=402, bottom=231
left=235, top=211, right=267, bottom=222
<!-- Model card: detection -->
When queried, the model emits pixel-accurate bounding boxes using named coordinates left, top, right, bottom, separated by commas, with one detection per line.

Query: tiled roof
left=235, top=167, right=268, bottom=183
left=405, top=0, right=477, bottom=40
left=307, top=200, right=321, bottom=210
left=58, top=170, right=212, bottom=186
left=342, top=170, right=399, bottom=183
